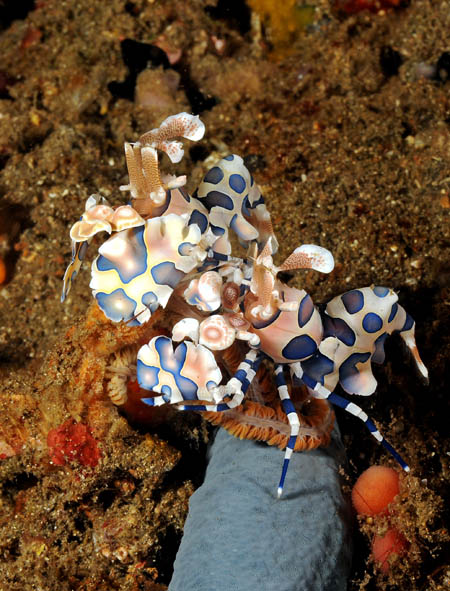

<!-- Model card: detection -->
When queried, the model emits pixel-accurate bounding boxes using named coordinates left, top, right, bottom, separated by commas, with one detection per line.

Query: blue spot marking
left=151, top=261, right=185, bottom=288
left=229, top=173, right=246, bottom=193
left=339, top=352, right=371, bottom=393
left=373, top=332, right=388, bottom=364
left=141, top=397, right=155, bottom=407
left=137, top=358, right=160, bottom=391
left=142, top=291, right=159, bottom=312
left=154, top=337, right=199, bottom=400
left=153, top=190, right=170, bottom=216
left=362, top=312, right=383, bottom=333
left=224, top=154, right=234, bottom=161
left=300, top=373, right=317, bottom=389
left=204, top=166, right=224, bottom=185
left=97, top=226, right=147, bottom=283
left=250, top=175, right=254, bottom=187
left=298, top=294, right=314, bottom=327
left=204, top=190, right=234, bottom=211
left=229, top=213, right=239, bottom=232
left=341, top=290, right=364, bottom=314
left=322, top=314, right=356, bottom=346
left=301, top=352, right=335, bottom=385
left=401, top=313, right=414, bottom=332
left=229, top=213, right=255, bottom=241
left=95, top=289, right=136, bottom=322
left=210, top=223, right=225, bottom=236
left=179, top=187, right=191, bottom=202
left=161, top=385, right=172, bottom=402
left=242, top=195, right=250, bottom=217
left=372, top=285, right=389, bottom=297
left=97, top=255, right=113, bottom=273
left=77, top=240, right=89, bottom=261
left=388, top=302, right=398, bottom=323
left=178, top=241, right=197, bottom=256
left=251, top=308, right=281, bottom=330
left=248, top=195, right=264, bottom=209
left=189, top=209, right=208, bottom=233
left=282, top=334, right=317, bottom=361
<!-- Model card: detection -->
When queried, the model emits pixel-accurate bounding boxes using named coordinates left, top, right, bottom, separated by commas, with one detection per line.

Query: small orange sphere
left=371, top=528, right=408, bottom=573
left=352, top=465, right=400, bottom=516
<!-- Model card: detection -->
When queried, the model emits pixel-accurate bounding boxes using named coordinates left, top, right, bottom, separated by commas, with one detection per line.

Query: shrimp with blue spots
left=61, top=111, right=428, bottom=498
left=194, top=153, right=278, bottom=256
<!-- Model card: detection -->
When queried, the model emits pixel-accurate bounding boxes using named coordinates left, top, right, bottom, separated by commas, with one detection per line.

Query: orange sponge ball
left=352, top=465, right=400, bottom=516
left=371, top=528, right=408, bottom=573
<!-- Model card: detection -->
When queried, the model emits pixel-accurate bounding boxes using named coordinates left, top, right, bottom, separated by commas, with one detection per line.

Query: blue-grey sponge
left=169, top=425, right=352, bottom=591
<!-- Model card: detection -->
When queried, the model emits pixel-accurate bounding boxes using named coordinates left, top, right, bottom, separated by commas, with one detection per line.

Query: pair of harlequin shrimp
left=62, top=112, right=428, bottom=497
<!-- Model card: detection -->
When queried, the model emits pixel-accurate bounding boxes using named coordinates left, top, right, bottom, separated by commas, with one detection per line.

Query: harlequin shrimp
left=62, top=112, right=428, bottom=497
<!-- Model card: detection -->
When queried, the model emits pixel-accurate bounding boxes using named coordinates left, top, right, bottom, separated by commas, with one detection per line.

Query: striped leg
left=325, top=391, right=409, bottom=471
left=290, top=362, right=331, bottom=399
left=290, top=362, right=409, bottom=471
left=177, top=350, right=262, bottom=412
left=274, top=365, right=300, bottom=498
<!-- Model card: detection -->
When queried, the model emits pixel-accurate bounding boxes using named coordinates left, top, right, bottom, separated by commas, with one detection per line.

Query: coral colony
left=62, top=112, right=428, bottom=497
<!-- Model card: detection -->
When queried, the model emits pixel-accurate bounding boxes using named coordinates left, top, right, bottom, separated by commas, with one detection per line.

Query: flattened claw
left=61, top=240, right=89, bottom=302
left=399, top=323, right=429, bottom=381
